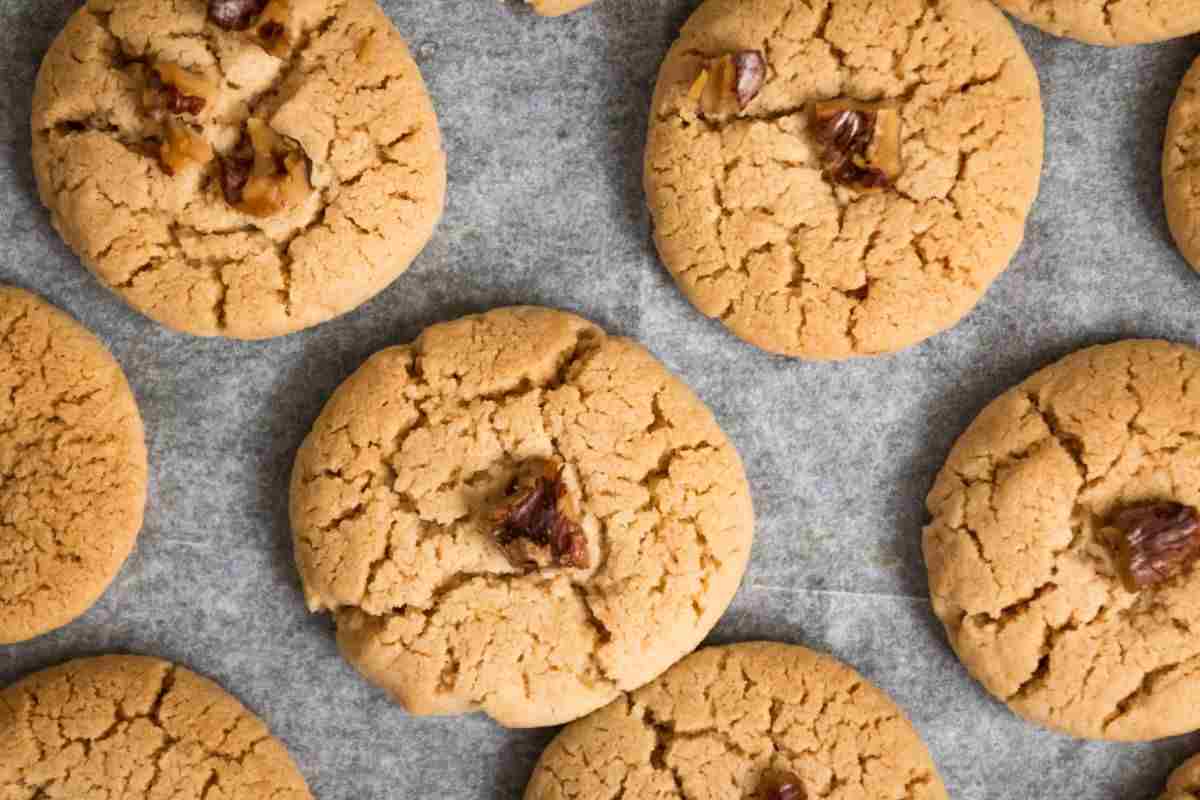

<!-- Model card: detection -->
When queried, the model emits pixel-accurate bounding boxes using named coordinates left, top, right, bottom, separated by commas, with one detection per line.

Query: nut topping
left=159, top=119, right=214, bottom=175
left=218, top=118, right=310, bottom=217
left=1108, top=501, right=1200, bottom=590
left=688, top=50, right=766, bottom=117
left=208, top=0, right=268, bottom=30
left=143, top=62, right=216, bottom=118
left=812, top=99, right=903, bottom=191
left=492, top=460, right=589, bottom=570
left=762, top=773, right=805, bottom=800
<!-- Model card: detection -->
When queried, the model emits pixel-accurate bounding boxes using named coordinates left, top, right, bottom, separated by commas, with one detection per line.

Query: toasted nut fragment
left=1108, top=501, right=1200, bottom=590
left=812, top=99, right=903, bottom=191
left=159, top=119, right=214, bottom=175
left=218, top=118, right=310, bottom=217
left=690, top=50, right=765, bottom=116
left=252, top=0, right=292, bottom=57
left=143, top=62, right=216, bottom=118
left=493, top=459, right=589, bottom=570
left=208, top=0, right=268, bottom=30
left=763, top=773, right=806, bottom=800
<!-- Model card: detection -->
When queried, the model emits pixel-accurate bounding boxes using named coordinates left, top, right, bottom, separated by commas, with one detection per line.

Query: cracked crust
left=1166, top=57, right=1200, bottom=275
left=526, top=0, right=596, bottom=16
left=0, top=655, right=312, bottom=799
left=289, top=306, right=755, bottom=728
left=524, top=642, right=948, bottom=800
left=1164, top=754, right=1200, bottom=800
left=644, top=0, right=1043, bottom=360
left=993, top=0, right=1200, bottom=46
left=32, top=0, right=446, bottom=340
left=0, top=287, right=147, bottom=645
left=924, top=340, right=1200, bottom=741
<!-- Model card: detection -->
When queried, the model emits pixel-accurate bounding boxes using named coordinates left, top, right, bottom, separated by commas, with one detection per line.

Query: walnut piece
left=208, top=0, right=291, bottom=56
left=493, top=460, right=589, bottom=570
left=1109, top=502, right=1200, bottom=590
left=812, top=99, right=903, bottom=191
left=762, top=773, right=805, bottom=800
left=143, top=62, right=216, bottom=118
left=688, top=50, right=766, bottom=117
left=159, top=119, right=213, bottom=175
left=218, top=118, right=310, bottom=217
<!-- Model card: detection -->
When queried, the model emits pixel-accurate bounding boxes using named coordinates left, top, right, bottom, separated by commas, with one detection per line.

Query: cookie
left=1164, top=754, right=1200, bottom=799
left=925, top=340, right=1200, bottom=740
left=644, top=0, right=1043, bottom=359
left=289, top=306, right=754, bottom=728
left=0, top=655, right=312, bottom=798
left=1165, top=57, right=1200, bottom=275
left=527, top=0, right=595, bottom=15
left=993, top=0, right=1200, bottom=46
left=0, top=287, right=147, bottom=645
left=524, top=642, right=948, bottom=800
left=32, top=0, right=446, bottom=340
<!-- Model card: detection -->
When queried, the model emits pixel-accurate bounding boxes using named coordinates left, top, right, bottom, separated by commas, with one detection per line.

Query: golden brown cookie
left=644, top=0, right=1044, bottom=360
left=0, top=287, right=147, bottom=645
left=32, top=0, right=446, bottom=339
left=1164, top=754, right=1200, bottom=799
left=1166, top=57, right=1200, bottom=275
left=0, top=655, right=312, bottom=798
left=289, top=306, right=754, bottom=728
left=524, top=642, right=948, bottom=800
left=925, top=340, right=1200, bottom=741
left=526, top=0, right=595, bottom=15
left=994, top=0, right=1200, bottom=46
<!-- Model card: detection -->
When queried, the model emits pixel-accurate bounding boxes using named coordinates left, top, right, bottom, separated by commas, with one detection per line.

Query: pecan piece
left=493, top=460, right=589, bottom=570
left=208, top=0, right=268, bottom=30
left=159, top=119, right=214, bottom=175
left=762, top=772, right=805, bottom=800
left=688, top=50, right=766, bottom=117
left=1109, top=501, right=1200, bottom=590
left=218, top=118, right=310, bottom=217
left=812, top=99, right=903, bottom=191
left=143, top=62, right=216, bottom=118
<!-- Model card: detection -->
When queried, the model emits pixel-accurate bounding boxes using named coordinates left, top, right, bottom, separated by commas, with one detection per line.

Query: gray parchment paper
left=0, top=1, right=1198, bottom=798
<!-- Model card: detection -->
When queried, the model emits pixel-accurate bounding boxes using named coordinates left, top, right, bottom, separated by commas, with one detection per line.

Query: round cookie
left=0, top=287, right=147, bottom=645
left=1165, top=57, right=1200, bottom=275
left=925, top=340, right=1200, bottom=741
left=1163, top=754, right=1200, bottom=799
left=524, top=642, right=948, bottom=800
left=289, top=306, right=754, bottom=728
left=32, top=0, right=446, bottom=339
left=0, top=655, right=312, bottom=798
left=644, top=0, right=1043, bottom=360
left=993, top=0, right=1200, bottom=46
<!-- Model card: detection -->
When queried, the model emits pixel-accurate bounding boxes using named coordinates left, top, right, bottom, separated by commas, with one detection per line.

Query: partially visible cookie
left=524, top=642, right=948, bottom=800
left=1166, top=57, right=1200, bottom=274
left=32, top=0, right=446, bottom=339
left=994, top=0, right=1200, bottom=46
left=644, top=0, right=1043, bottom=359
left=290, top=306, right=754, bottom=728
left=1164, top=754, right=1200, bottom=799
left=0, top=655, right=312, bottom=798
left=0, top=287, right=147, bottom=645
left=526, top=0, right=595, bottom=15
left=925, top=340, right=1200, bottom=740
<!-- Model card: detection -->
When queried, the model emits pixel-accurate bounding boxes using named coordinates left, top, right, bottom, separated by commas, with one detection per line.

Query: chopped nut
left=493, top=460, right=589, bottom=570
left=1108, top=502, right=1200, bottom=590
left=143, top=62, right=216, bottom=118
left=252, top=0, right=292, bottom=57
left=208, top=0, right=268, bottom=30
left=690, top=50, right=766, bottom=117
left=762, top=773, right=805, bottom=800
left=812, top=99, right=903, bottom=191
left=218, top=118, right=310, bottom=217
left=159, top=119, right=214, bottom=175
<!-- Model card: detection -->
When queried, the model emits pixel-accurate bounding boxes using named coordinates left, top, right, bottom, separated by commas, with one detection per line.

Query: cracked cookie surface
left=1163, top=754, right=1200, bottom=800
left=925, top=340, right=1200, bottom=740
left=289, top=306, right=754, bottom=728
left=993, top=0, right=1200, bottom=46
left=0, top=287, right=146, bottom=645
left=32, top=0, right=446, bottom=340
left=524, top=642, right=948, bottom=800
left=644, top=0, right=1043, bottom=360
left=1166, top=57, right=1200, bottom=275
left=0, top=655, right=312, bottom=799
